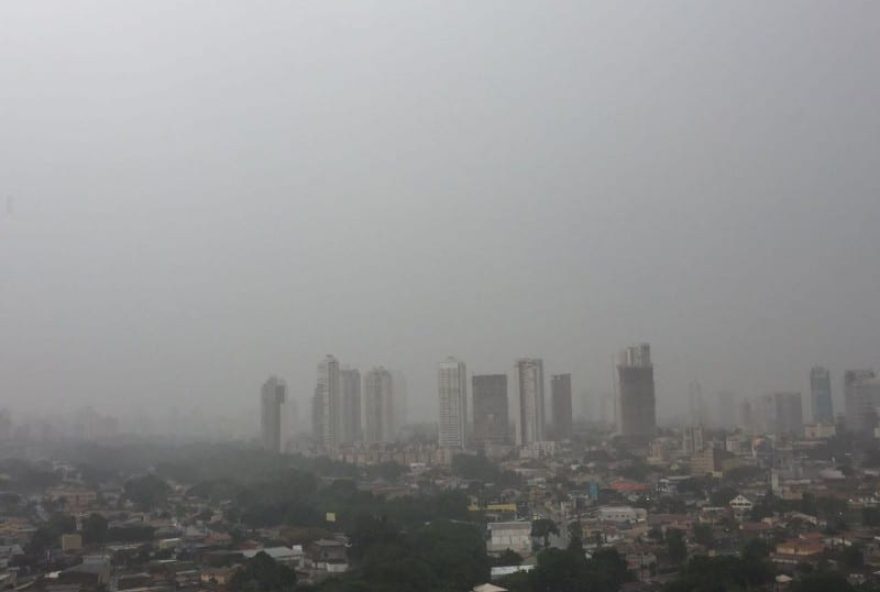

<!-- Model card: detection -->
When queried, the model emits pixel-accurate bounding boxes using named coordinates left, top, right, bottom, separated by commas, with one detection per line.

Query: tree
left=708, top=486, right=737, bottom=507
left=82, top=513, right=108, bottom=545
left=530, top=548, right=591, bottom=592
left=411, top=521, right=489, bottom=592
left=666, top=529, right=687, bottom=565
left=333, top=519, right=489, bottom=592
left=531, top=519, right=559, bottom=549
left=528, top=547, right=626, bottom=592
left=692, top=524, right=714, bottom=548
left=792, top=572, right=855, bottom=592
left=493, top=549, right=523, bottom=567
left=348, top=514, right=401, bottom=563
left=863, top=507, right=880, bottom=527
left=230, top=551, right=296, bottom=592
left=366, top=462, right=406, bottom=482
left=840, top=544, right=864, bottom=569
left=662, top=553, right=773, bottom=592
left=591, top=548, right=630, bottom=589
left=124, top=474, right=170, bottom=511
left=24, top=513, right=76, bottom=557
left=567, top=522, right=583, bottom=553
left=741, top=538, right=770, bottom=561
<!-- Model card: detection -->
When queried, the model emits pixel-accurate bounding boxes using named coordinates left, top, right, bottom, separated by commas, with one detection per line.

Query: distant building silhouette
left=773, top=392, right=804, bottom=437
left=551, top=374, right=573, bottom=440
left=391, top=370, right=408, bottom=433
left=438, top=357, right=467, bottom=449
left=687, top=381, right=708, bottom=427
left=260, top=376, right=286, bottom=453
left=617, top=343, right=656, bottom=440
left=515, top=358, right=545, bottom=445
left=737, top=398, right=754, bottom=433
left=339, top=368, right=362, bottom=444
left=364, top=366, right=394, bottom=444
left=472, top=374, right=509, bottom=446
left=313, top=355, right=340, bottom=449
left=716, top=390, right=737, bottom=430
left=845, top=369, right=878, bottom=436
left=810, top=366, right=833, bottom=424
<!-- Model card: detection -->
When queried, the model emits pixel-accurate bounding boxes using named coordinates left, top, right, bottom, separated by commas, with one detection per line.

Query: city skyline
left=2, top=3, right=878, bottom=423
left=2, top=2, right=879, bottom=587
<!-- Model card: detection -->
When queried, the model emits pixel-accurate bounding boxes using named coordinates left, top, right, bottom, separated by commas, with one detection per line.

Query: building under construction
left=617, top=343, right=656, bottom=441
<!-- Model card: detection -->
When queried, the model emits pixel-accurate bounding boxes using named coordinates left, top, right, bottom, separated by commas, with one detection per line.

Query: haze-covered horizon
left=2, top=2, right=879, bottom=424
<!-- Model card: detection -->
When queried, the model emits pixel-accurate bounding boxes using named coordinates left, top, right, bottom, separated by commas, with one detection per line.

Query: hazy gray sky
left=2, top=1, right=879, bottom=424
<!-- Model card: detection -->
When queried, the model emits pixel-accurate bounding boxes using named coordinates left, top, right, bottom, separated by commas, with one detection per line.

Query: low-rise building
left=596, top=506, right=647, bottom=525
left=487, top=522, right=532, bottom=556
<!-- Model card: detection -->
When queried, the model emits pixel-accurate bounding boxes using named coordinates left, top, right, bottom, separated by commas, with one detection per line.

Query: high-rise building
left=716, top=391, right=737, bottom=430
left=617, top=343, right=656, bottom=439
left=752, top=394, right=776, bottom=435
left=472, top=374, right=509, bottom=446
left=515, top=358, right=545, bottom=445
left=339, top=368, right=362, bottom=444
left=737, top=398, right=754, bottom=433
left=682, top=425, right=704, bottom=455
left=438, top=357, right=467, bottom=449
left=551, top=374, right=573, bottom=440
left=810, top=366, right=833, bottom=424
left=364, top=367, right=394, bottom=444
left=260, top=376, right=286, bottom=453
left=688, top=381, right=709, bottom=427
left=773, top=392, right=804, bottom=436
left=600, top=393, right=617, bottom=427
left=845, top=370, right=879, bottom=436
left=392, top=370, right=408, bottom=432
left=313, top=355, right=341, bottom=449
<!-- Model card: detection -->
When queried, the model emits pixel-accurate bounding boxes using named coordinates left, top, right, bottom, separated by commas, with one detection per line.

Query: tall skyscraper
left=472, top=374, right=509, bottom=446
left=260, top=376, right=286, bottom=453
left=515, top=358, right=545, bottom=445
left=339, top=368, right=362, bottom=444
left=391, top=370, right=408, bottom=432
left=438, top=357, right=467, bottom=449
left=752, top=394, right=775, bottom=435
left=845, top=369, right=879, bottom=436
left=617, top=343, right=656, bottom=440
left=688, top=381, right=709, bottom=427
left=810, top=366, right=833, bottom=424
left=364, top=366, right=394, bottom=444
left=773, top=392, right=804, bottom=436
left=313, top=355, right=341, bottom=449
left=716, top=391, right=737, bottom=430
left=551, top=374, right=573, bottom=440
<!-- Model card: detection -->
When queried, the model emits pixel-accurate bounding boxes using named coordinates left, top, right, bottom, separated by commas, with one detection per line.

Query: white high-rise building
left=313, top=355, right=341, bottom=449
left=392, top=370, right=408, bottom=432
left=260, top=376, right=286, bottom=453
left=438, top=357, right=467, bottom=449
left=515, top=358, right=545, bottom=445
left=364, top=367, right=394, bottom=444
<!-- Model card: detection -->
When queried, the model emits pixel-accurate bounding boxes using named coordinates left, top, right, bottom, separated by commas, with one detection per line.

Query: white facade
left=596, top=506, right=647, bottom=524
left=729, top=494, right=753, bottom=519
left=515, top=358, right=545, bottom=446
left=438, top=357, right=467, bottom=449
left=487, top=521, right=532, bottom=555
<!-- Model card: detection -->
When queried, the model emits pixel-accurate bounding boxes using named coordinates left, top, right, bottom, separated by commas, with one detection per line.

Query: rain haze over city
left=1, top=4, right=880, bottom=590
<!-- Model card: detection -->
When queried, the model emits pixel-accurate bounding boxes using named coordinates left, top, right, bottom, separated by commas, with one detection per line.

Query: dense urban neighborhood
left=2, top=405, right=880, bottom=592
